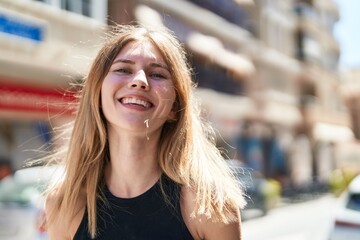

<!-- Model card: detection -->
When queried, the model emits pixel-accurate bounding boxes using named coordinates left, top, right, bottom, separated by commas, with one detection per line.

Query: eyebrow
left=112, top=59, right=170, bottom=71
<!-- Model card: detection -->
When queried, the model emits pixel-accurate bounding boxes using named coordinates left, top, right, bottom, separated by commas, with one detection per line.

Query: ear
left=167, top=109, right=177, bottom=121
left=167, top=101, right=178, bottom=121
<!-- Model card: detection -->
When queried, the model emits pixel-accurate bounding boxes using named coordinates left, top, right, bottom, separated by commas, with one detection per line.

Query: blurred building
left=341, top=70, right=360, bottom=139
left=0, top=0, right=106, bottom=169
left=127, top=0, right=353, bottom=190
left=292, top=0, right=353, bottom=186
left=339, top=69, right=360, bottom=173
left=0, top=0, right=355, bottom=193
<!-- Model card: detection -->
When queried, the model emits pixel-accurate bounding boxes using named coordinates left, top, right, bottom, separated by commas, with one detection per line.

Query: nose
left=128, top=70, right=149, bottom=90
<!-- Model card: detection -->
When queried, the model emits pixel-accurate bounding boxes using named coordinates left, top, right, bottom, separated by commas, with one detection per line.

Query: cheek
left=156, top=83, right=176, bottom=98
left=101, top=75, right=115, bottom=100
left=155, top=85, right=176, bottom=108
left=100, top=83, right=107, bottom=108
left=100, top=78, right=113, bottom=113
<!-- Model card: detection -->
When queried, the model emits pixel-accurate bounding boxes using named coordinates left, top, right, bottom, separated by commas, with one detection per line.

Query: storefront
left=0, top=1, right=105, bottom=170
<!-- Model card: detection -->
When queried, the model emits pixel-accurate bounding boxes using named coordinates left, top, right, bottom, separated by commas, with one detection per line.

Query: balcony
left=0, top=0, right=105, bottom=86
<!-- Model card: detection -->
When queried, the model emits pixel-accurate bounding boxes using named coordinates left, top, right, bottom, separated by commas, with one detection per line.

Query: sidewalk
left=242, top=191, right=334, bottom=221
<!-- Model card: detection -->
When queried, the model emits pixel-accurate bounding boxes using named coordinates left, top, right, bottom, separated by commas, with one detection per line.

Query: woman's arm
left=198, top=210, right=242, bottom=240
left=44, top=190, right=85, bottom=240
left=44, top=191, right=71, bottom=240
left=181, top=186, right=242, bottom=240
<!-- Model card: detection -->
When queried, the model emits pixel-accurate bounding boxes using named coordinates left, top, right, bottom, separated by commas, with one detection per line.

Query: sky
left=333, top=0, right=360, bottom=69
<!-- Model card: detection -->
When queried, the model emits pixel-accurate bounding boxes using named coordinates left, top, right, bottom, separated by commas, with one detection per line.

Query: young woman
left=44, top=24, right=246, bottom=240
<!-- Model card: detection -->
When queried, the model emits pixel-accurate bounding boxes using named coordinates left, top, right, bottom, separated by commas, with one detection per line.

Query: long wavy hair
left=47, top=24, right=246, bottom=238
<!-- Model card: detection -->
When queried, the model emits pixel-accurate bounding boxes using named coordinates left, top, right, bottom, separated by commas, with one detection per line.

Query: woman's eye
left=115, top=68, right=130, bottom=73
left=150, top=73, right=166, bottom=79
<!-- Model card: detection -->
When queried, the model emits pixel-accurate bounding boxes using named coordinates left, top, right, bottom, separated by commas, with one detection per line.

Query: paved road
left=242, top=194, right=338, bottom=240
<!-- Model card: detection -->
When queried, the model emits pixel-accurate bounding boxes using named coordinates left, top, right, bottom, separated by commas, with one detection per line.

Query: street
left=242, top=194, right=338, bottom=240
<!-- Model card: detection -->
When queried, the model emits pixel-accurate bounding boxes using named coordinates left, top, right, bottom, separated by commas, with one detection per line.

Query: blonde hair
left=46, top=24, right=246, bottom=238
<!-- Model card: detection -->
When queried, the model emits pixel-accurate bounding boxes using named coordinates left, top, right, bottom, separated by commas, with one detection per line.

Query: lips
left=120, top=97, right=153, bottom=109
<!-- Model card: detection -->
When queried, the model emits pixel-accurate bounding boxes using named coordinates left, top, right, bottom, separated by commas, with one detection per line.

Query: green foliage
left=329, top=168, right=358, bottom=196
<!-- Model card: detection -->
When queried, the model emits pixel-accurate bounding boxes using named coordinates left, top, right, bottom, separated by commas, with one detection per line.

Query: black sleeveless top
left=73, top=176, right=194, bottom=240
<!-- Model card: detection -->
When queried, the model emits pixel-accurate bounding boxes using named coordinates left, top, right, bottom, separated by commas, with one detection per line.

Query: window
left=347, top=193, right=360, bottom=211
left=32, top=0, right=99, bottom=19
left=193, top=59, right=244, bottom=95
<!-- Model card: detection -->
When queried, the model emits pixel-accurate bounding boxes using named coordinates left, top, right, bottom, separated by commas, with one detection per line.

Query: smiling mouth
left=120, top=97, right=153, bottom=109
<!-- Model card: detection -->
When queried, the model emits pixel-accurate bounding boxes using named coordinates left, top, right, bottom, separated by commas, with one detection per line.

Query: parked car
left=328, top=174, right=360, bottom=240
left=226, top=159, right=281, bottom=219
left=0, top=165, right=63, bottom=240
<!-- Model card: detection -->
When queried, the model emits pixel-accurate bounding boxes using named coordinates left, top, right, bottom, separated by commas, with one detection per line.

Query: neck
left=105, top=126, right=162, bottom=198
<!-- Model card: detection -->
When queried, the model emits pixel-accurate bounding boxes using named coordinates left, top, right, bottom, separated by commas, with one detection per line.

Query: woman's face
left=101, top=40, right=176, bottom=137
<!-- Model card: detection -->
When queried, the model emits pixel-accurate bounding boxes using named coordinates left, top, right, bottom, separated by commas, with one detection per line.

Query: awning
left=187, top=33, right=255, bottom=79
left=341, top=82, right=360, bottom=100
left=313, top=122, right=354, bottom=143
left=0, top=82, right=77, bottom=118
left=139, top=0, right=252, bottom=48
left=195, top=88, right=257, bottom=139
left=262, top=101, right=302, bottom=128
left=195, top=88, right=256, bottom=119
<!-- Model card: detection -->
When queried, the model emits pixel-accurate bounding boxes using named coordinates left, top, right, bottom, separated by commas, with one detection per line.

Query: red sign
left=0, top=83, right=78, bottom=115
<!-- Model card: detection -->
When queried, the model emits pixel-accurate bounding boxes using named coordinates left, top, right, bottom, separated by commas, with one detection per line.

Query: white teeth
left=122, top=97, right=151, bottom=108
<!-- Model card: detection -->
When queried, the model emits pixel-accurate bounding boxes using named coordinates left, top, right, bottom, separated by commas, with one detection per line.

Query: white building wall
left=0, top=0, right=107, bottom=169
left=0, top=0, right=106, bottom=86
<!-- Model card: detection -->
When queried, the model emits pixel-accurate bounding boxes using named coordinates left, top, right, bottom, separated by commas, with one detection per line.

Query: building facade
left=128, top=0, right=352, bottom=190
left=292, top=0, right=353, bottom=186
left=0, top=0, right=106, bottom=169
left=1, top=0, right=354, bottom=192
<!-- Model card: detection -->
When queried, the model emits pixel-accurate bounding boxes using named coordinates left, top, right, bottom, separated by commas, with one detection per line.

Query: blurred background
left=0, top=0, right=359, bottom=239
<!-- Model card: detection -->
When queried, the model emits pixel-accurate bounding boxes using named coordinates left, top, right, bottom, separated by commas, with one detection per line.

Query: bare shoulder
left=43, top=188, right=69, bottom=239
left=44, top=187, right=61, bottom=214
left=180, top=186, right=242, bottom=240
left=199, top=210, right=242, bottom=240
left=44, top=187, right=86, bottom=240
left=180, top=186, right=202, bottom=239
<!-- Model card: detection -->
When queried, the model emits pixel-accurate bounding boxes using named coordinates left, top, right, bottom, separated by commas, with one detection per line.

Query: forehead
left=115, top=40, right=166, bottom=63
